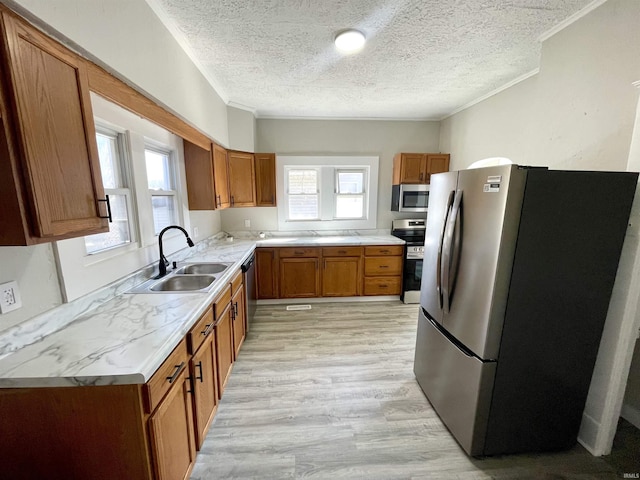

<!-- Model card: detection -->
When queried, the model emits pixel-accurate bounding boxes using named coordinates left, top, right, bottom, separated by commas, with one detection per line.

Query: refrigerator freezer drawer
left=414, top=309, right=496, bottom=456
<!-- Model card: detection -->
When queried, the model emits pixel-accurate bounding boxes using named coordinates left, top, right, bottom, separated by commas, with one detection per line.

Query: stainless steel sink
left=174, top=262, right=231, bottom=275
left=149, top=275, right=215, bottom=292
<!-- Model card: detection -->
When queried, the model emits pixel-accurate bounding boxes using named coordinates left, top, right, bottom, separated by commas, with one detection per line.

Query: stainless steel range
left=391, top=218, right=426, bottom=304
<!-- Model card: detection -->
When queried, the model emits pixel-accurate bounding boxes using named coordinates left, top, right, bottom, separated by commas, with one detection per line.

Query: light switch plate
left=0, top=280, right=22, bottom=314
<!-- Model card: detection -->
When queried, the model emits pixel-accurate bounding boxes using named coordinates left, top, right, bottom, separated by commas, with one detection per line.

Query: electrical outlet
left=244, top=219, right=251, bottom=228
left=0, top=281, right=22, bottom=314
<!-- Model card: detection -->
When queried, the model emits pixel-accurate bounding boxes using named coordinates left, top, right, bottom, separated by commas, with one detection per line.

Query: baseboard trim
left=257, top=296, right=401, bottom=305
left=621, top=403, right=640, bottom=430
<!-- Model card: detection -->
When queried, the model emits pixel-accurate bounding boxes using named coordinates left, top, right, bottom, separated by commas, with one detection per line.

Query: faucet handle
left=172, top=261, right=177, bottom=270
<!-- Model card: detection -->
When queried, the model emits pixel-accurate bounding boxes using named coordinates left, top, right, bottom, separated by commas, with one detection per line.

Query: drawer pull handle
left=338, top=250, right=347, bottom=254
left=166, top=362, right=185, bottom=384
left=380, top=284, right=388, bottom=288
left=201, top=323, right=214, bottom=336
left=380, top=249, right=390, bottom=253
left=379, top=265, right=389, bottom=268
left=294, top=250, right=305, bottom=255
left=195, top=361, right=204, bottom=382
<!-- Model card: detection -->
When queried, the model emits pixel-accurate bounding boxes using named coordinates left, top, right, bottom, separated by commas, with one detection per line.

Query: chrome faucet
left=156, top=225, right=195, bottom=278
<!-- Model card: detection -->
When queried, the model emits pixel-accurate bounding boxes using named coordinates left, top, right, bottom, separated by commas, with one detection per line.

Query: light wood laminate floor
left=191, top=301, right=637, bottom=479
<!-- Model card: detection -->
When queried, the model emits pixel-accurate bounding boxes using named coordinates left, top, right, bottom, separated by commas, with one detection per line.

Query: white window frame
left=277, top=155, right=378, bottom=231
left=83, top=126, right=137, bottom=256
left=285, top=167, right=321, bottom=221
left=334, top=168, right=367, bottom=220
left=144, top=144, right=179, bottom=235
left=54, top=93, right=190, bottom=302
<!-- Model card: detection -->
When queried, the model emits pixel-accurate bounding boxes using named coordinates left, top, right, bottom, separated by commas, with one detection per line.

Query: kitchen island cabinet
left=0, top=8, right=109, bottom=245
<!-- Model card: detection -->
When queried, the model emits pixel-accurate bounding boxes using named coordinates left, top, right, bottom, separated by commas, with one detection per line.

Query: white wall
left=220, top=119, right=440, bottom=233
left=439, top=0, right=640, bottom=454
left=0, top=0, right=227, bottom=330
left=228, top=106, right=256, bottom=152
left=4, top=0, right=229, bottom=146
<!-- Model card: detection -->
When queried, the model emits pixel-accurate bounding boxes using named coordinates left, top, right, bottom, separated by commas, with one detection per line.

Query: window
left=84, top=129, right=133, bottom=254
left=277, top=156, right=378, bottom=231
left=287, top=168, right=319, bottom=220
left=335, top=169, right=365, bottom=219
left=145, top=147, right=177, bottom=234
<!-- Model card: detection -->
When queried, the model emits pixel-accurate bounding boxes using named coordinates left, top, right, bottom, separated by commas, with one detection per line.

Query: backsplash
left=0, top=232, right=229, bottom=359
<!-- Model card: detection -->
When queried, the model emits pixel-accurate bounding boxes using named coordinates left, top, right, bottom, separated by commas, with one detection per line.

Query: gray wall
left=220, top=119, right=441, bottom=232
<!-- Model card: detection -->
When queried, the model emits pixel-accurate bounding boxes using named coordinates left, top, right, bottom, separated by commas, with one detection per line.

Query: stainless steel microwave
left=391, top=184, right=430, bottom=212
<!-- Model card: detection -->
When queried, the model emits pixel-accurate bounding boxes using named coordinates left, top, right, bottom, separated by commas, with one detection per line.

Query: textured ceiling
left=148, top=0, right=595, bottom=120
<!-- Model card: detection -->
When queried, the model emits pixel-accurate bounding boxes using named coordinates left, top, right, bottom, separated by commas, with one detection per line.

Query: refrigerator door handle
left=442, top=190, right=463, bottom=313
left=437, top=190, right=456, bottom=309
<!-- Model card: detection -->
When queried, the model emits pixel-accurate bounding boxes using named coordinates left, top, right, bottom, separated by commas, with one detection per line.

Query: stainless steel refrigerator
left=414, top=164, right=637, bottom=456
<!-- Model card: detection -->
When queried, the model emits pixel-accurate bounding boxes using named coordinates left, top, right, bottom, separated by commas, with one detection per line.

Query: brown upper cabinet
left=213, top=143, right=231, bottom=210
left=254, top=153, right=276, bottom=206
left=392, top=153, right=450, bottom=184
left=183, top=140, right=216, bottom=210
left=0, top=10, right=109, bottom=245
left=228, top=150, right=256, bottom=207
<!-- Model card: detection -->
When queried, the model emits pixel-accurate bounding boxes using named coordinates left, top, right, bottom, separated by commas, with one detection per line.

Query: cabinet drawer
left=145, top=338, right=189, bottom=413
left=214, top=285, right=232, bottom=319
left=279, top=247, right=320, bottom=258
left=188, top=306, right=214, bottom=354
left=322, top=246, right=363, bottom=257
left=363, top=277, right=402, bottom=295
left=231, top=269, right=242, bottom=294
left=364, top=245, right=403, bottom=256
left=364, top=256, right=403, bottom=276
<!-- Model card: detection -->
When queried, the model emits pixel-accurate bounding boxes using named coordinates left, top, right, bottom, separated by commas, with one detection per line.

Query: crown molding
left=256, top=114, right=440, bottom=122
left=537, top=0, right=608, bottom=43
left=440, top=69, right=539, bottom=120
left=227, top=101, right=258, bottom=115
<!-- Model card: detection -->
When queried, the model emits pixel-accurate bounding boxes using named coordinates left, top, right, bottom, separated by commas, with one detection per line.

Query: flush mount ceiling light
left=334, top=29, right=366, bottom=54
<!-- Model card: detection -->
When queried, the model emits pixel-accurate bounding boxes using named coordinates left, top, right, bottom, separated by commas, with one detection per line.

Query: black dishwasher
left=241, top=253, right=256, bottom=331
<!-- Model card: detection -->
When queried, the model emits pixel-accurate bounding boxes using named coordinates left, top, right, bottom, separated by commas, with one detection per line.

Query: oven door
left=402, top=249, right=423, bottom=303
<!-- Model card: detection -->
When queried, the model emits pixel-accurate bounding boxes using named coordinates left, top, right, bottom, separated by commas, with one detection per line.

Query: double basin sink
left=127, top=262, right=232, bottom=294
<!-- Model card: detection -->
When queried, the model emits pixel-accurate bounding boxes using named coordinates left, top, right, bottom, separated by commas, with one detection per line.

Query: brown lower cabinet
left=148, top=366, right=197, bottom=480
left=0, top=269, right=248, bottom=479
left=256, top=245, right=402, bottom=299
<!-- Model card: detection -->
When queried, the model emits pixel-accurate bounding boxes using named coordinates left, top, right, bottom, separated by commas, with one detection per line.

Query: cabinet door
left=398, top=153, right=426, bottom=184
left=254, top=153, right=276, bottom=206
left=280, top=257, right=320, bottom=298
left=256, top=248, right=279, bottom=299
left=213, top=143, right=230, bottom=209
left=0, top=12, right=108, bottom=238
left=425, top=154, right=450, bottom=183
left=215, top=304, right=234, bottom=398
left=228, top=150, right=256, bottom=207
left=148, top=368, right=196, bottom=480
left=190, top=334, right=218, bottom=449
left=232, top=285, right=246, bottom=357
left=322, top=257, right=361, bottom=297
left=183, top=140, right=215, bottom=210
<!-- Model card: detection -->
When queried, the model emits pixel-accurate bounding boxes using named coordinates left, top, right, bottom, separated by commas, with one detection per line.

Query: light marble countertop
left=0, top=235, right=403, bottom=388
